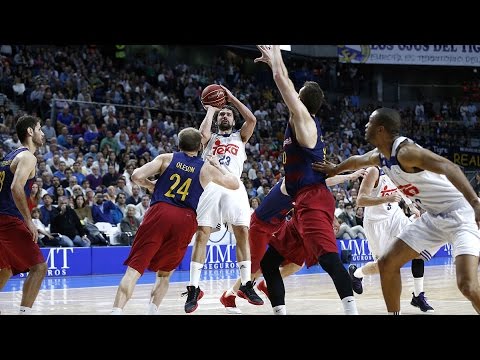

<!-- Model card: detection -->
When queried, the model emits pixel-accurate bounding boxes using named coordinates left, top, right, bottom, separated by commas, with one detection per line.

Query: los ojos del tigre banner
left=338, top=45, right=480, bottom=66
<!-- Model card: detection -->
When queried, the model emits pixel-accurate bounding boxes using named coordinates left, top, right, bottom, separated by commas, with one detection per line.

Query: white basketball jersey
left=202, top=131, right=246, bottom=178
left=364, top=169, right=401, bottom=221
left=379, top=136, right=463, bottom=214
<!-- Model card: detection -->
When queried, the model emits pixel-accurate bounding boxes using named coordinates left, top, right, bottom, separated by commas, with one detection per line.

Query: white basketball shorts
left=196, top=181, right=251, bottom=230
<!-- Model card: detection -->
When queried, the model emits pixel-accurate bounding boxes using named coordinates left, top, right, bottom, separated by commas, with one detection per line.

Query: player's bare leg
left=455, top=254, right=480, bottom=314
left=0, top=268, right=12, bottom=290
left=148, top=270, right=173, bottom=314
left=378, top=239, right=418, bottom=314
left=19, top=262, right=47, bottom=314
left=111, top=266, right=141, bottom=314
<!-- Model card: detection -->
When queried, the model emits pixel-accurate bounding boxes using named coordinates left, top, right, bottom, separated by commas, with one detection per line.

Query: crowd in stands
left=0, top=45, right=479, bottom=246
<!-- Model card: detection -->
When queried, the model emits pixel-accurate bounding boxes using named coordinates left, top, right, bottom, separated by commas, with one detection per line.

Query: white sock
left=354, top=267, right=365, bottom=278
left=388, top=311, right=401, bottom=315
left=273, top=305, right=286, bottom=315
left=147, top=302, right=158, bottom=315
left=111, top=307, right=123, bottom=315
left=341, top=296, right=358, bottom=315
left=413, top=277, right=424, bottom=297
left=19, top=306, right=32, bottom=315
left=238, top=261, right=251, bottom=285
left=189, top=261, right=204, bottom=287
left=225, top=287, right=236, bottom=297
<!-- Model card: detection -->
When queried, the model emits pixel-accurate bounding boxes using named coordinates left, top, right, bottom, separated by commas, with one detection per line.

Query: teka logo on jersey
left=337, top=239, right=373, bottom=262
left=203, top=245, right=237, bottom=270
left=212, top=139, right=239, bottom=156
left=380, top=185, right=398, bottom=197
left=397, top=183, right=420, bottom=197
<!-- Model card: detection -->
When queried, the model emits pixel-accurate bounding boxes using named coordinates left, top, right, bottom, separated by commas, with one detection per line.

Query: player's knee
left=457, top=277, right=479, bottom=299
left=156, top=270, right=171, bottom=278
left=318, top=252, right=343, bottom=273
left=232, top=225, right=248, bottom=240
left=31, top=262, right=47, bottom=276
left=195, top=227, right=211, bottom=245
left=377, top=256, right=392, bottom=273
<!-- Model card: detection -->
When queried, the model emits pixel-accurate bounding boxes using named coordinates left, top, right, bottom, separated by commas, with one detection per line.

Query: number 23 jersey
left=202, top=131, right=246, bottom=178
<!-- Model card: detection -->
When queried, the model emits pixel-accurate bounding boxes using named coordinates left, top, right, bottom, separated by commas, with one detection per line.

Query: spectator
left=32, top=207, right=74, bottom=247
left=39, top=193, right=57, bottom=227
left=115, top=192, right=127, bottom=216
left=135, top=194, right=150, bottom=222
left=50, top=196, right=90, bottom=247
left=91, top=191, right=116, bottom=224
left=5, top=132, right=21, bottom=151
left=126, top=184, right=142, bottom=205
left=355, top=206, right=364, bottom=227
left=41, top=119, right=56, bottom=141
left=86, top=165, right=102, bottom=189
left=73, top=194, right=93, bottom=224
left=249, top=197, right=260, bottom=213
left=119, top=204, right=140, bottom=245
left=27, top=182, right=42, bottom=212
left=102, top=164, right=119, bottom=187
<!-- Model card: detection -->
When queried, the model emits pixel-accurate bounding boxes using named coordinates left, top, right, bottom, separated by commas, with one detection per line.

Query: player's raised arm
left=198, top=106, right=218, bottom=146
left=220, top=85, right=256, bottom=143
left=255, top=45, right=317, bottom=148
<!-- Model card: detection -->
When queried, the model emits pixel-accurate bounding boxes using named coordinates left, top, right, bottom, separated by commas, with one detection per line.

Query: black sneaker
left=237, top=281, right=264, bottom=305
left=410, top=292, right=434, bottom=313
left=348, top=264, right=363, bottom=294
left=182, top=285, right=204, bottom=313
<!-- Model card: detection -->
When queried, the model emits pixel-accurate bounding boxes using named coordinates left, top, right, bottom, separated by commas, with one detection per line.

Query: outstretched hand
left=26, top=219, right=38, bottom=243
left=203, top=104, right=221, bottom=112
left=219, top=85, right=233, bottom=103
left=312, top=161, right=338, bottom=177
left=350, top=168, right=368, bottom=181
left=408, top=202, right=421, bottom=218
left=254, top=45, right=273, bottom=67
left=206, top=155, right=221, bottom=169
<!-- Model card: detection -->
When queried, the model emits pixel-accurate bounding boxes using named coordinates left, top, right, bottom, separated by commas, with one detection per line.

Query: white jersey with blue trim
left=202, top=131, right=246, bottom=178
left=364, top=169, right=402, bottom=221
left=379, top=136, right=463, bottom=214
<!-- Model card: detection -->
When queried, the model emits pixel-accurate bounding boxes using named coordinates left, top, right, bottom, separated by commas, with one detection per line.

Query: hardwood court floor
left=0, top=262, right=477, bottom=315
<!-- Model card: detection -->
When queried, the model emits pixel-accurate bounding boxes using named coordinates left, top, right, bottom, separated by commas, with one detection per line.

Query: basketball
left=201, top=84, right=227, bottom=108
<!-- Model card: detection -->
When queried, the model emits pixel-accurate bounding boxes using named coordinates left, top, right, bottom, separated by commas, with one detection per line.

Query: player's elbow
left=131, top=170, right=142, bottom=184
left=356, top=195, right=367, bottom=207
left=449, top=162, right=463, bottom=173
left=10, top=182, right=22, bottom=197
left=226, top=176, right=240, bottom=191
